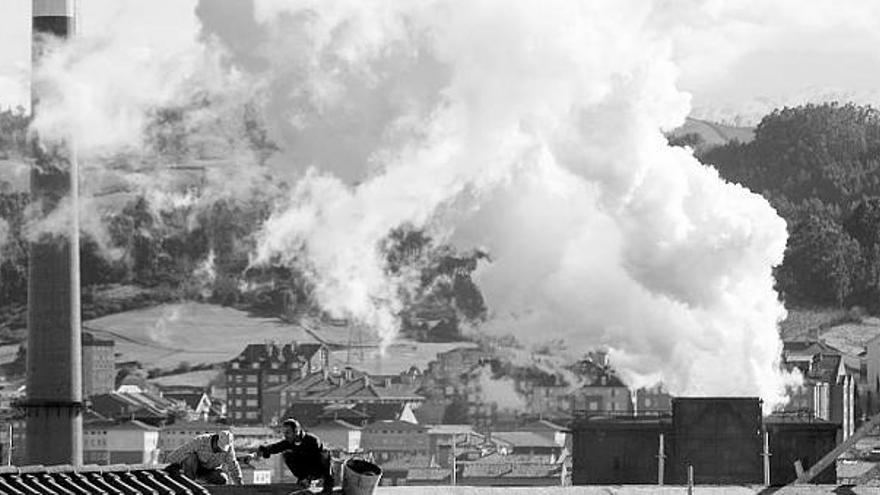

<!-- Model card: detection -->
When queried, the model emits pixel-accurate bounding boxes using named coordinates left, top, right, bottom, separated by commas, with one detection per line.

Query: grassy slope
left=669, top=117, right=755, bottom=151
left=86, top=303, right=475, bottom=383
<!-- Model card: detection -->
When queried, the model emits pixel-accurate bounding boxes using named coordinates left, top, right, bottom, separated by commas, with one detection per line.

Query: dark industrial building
left=571, top=397, right=839, bottom=486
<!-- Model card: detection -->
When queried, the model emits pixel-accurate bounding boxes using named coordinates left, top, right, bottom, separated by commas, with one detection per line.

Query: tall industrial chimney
left=26, top=0, right=82, bottom=465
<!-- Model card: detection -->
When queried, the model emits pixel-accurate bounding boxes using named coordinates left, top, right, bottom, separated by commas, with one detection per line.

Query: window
left=231, top=362, right=239, bottom=369
left=245, top=412, right=259, bottom=419
left=246, top=375, right=259, bottom=383
left=246, top=387, right=258, bottom=395
left=246, top=399, right=258, bottom=407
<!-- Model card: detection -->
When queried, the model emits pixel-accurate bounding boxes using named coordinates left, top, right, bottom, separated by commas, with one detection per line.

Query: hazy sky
left=3, top=0, right=880, bottom=122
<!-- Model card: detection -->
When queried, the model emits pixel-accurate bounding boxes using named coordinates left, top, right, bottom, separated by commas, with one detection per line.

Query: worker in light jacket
left=164, top=430, right=243, bottom=485
left=254, top=418, right=334, bottom=493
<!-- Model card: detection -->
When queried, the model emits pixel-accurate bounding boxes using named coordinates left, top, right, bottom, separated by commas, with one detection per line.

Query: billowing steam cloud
left=476, top=365, right=527, bottom=413
left=220, top=1, right=794, bottom=405
left=12, top=0, right=806, bottom=407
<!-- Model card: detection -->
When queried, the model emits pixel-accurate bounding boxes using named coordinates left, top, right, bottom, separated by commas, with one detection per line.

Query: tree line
left=0, top=103, right=485, bottom=339
left=693, top=102, right=880, bottom=311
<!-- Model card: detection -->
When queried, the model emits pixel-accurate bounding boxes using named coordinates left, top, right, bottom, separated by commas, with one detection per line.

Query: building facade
left=83, top=420, right=160, bottom=465
left=82, top=332, right=116, bottom=398
left=226, top=342, right=329, bottom=424
left=361, top=420, right=430, bottom=463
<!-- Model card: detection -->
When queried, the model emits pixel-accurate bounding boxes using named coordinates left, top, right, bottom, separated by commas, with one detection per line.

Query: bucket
left=342, top=458, right=382, bottom=495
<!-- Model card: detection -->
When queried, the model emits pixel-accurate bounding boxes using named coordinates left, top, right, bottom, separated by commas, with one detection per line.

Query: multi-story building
left=568, top=356, right=632, bottom=416
left=82, top=332, right=116, bottom=398
left=781, top=352, right=857, bottom=440
left=83, top=420, right=160, bottom=465
left=226, top=342, right=330, bottom=424
left=361, top=420, right=429, bottom=463
left=634, top=385, right=673, bottom=414
left=569, top=374, right=632, bottom=415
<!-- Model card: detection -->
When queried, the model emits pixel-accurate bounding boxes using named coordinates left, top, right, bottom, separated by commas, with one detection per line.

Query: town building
left=361, top=420, right=430, bottom=463
left=226, top=342, right=329, bottom=424
left=568, top=359, right=632, bottom=416
left=82, top=332, right=116, bottom=398
left=634, top=385, right=673, bottom=414
left=83, top=420, right=160, bottom=465
left=274, top=368, right=425, bottom=427
left=162, top=389, right=213, bottom=422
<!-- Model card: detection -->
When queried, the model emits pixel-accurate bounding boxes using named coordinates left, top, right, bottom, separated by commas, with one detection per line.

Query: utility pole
left=762, top=428, right=771, bottom=486
left=451, top=433, right=457, bottom=486
left=6, top=423, right=12, bottom=466
left=657, top=433, right=665, bottom=485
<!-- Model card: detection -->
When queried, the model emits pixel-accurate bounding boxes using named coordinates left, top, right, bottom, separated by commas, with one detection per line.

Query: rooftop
left=0, top=465, right=874, bottom=494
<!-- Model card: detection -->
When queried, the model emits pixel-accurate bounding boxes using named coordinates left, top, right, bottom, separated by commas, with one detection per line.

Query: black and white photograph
left=2, top=0, right=880, bottom=493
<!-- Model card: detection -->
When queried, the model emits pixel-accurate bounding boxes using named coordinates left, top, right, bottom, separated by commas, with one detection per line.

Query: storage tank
left=571, top=415, right=672, bottom=485
left=670, top=397, right=763, bottom=484
left=765, top=415, right=838, bottom=485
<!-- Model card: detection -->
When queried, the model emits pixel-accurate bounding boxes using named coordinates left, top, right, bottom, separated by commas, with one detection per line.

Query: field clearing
left=149, top=369, right=222, bottom=388
left=86, top=303, right=475, bottom=376
left=85, top=303, right=316, bottom=369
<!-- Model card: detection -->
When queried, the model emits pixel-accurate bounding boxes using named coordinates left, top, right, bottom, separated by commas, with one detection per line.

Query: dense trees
left=701, top=103, right=880, bottom=310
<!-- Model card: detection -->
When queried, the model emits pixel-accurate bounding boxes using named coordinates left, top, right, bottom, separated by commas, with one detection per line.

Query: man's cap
left=216, top=430, right=233, bottom=452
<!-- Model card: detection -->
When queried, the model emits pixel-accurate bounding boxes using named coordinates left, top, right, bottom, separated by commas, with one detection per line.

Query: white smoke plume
left=148, top=304, right=182, bottom=346
left=476, top=365, right=527, bottom=414
left=236, top=0, right=795, bottom=407
left=11, top=0, right=814, bottom=408
left=192, top=249, right=217, bottom=300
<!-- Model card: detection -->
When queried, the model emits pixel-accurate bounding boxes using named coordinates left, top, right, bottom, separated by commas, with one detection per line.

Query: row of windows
left=230, top=411, right=260, bottom=420
left=230, top=399, right=259, bottom=407
left=227, top=374, right=259, bottom=383
left=228, top=387, right=259, bottom=395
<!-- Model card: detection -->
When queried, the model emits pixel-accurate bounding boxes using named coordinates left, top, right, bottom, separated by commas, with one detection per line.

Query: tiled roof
left=460, top=461, right=561, bottom=479
left=491, top=431, right=561, bottom=449
left=407, top=467, right=451, bottom=482
left=362, top=420, right=427, bottom=432
left=317, top=407, right=371, bottom=422
left=0, top=464, right=210, bottom=494
left=310, top=419, right=363, bottom=430
left=294, top=343, right=325, bottom=359
left=518, top=419, right=569, bottom=432
left=378, top=455, right=434, bottom=470
left=163, top=392, right=208, bottom=411
left=426, top=424, right=479, bottom=436
left=85, top=419, right=160, bottom=431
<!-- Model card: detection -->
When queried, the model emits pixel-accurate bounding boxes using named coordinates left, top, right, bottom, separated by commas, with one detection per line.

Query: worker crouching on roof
left=254, top=418, right=334, bottom=493
left=164, top=430, right=243, bottom=485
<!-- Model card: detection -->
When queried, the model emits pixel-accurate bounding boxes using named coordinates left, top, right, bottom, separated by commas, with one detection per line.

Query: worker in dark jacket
left=255, top=418, right=334, bottom=493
